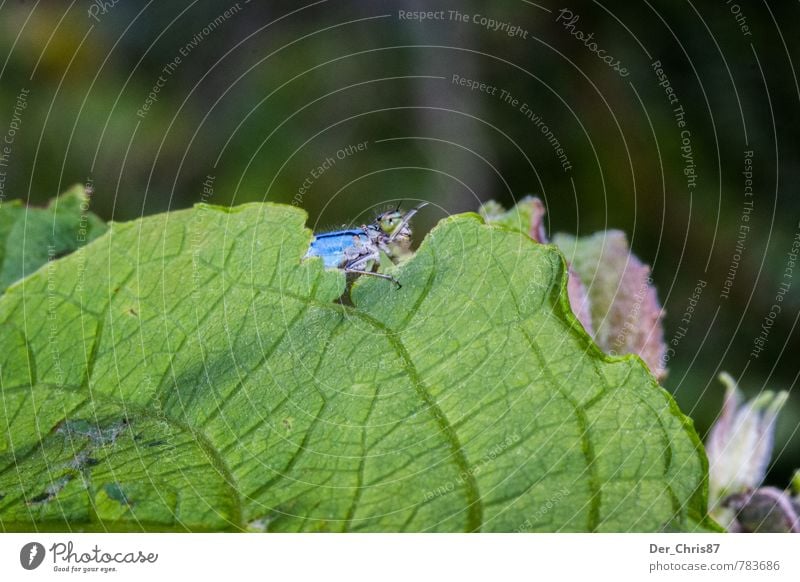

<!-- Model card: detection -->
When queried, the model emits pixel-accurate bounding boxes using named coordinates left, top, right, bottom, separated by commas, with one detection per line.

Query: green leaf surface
left=0, top=201, right=712, bottom=531
left=0, top=184, right=106, bottom=294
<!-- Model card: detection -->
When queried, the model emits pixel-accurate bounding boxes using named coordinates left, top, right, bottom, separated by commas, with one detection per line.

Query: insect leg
left=344, top=268, right=401, bottom=288
left=344, top=248, right=401, bottom=288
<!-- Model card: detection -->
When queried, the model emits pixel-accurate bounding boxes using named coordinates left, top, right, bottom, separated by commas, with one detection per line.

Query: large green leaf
left=0, top=201, right=712, bottom=531
left=0, top=184, right=106, bottom=294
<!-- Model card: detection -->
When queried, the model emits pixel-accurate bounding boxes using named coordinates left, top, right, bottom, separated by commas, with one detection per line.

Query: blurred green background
left=0, top=0, right=798, bottom=485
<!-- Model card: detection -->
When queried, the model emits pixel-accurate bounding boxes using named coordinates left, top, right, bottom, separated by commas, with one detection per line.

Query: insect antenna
left=388, top=201, right=429, bottom=243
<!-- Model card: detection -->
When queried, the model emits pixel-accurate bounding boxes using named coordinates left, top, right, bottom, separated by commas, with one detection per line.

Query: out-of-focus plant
left=706, top=372, right=798, bottom=532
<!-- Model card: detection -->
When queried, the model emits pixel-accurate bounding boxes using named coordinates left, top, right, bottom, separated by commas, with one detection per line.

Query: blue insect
left=305, top=202, right=428, bottom=287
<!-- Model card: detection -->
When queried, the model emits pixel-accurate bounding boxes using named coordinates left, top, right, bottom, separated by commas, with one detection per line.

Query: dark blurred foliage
left=0, top=0, right=798, bottom=484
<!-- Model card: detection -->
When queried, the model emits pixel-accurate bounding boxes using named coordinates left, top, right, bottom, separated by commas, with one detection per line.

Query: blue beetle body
left=306, top=229, right=371, bottom=268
